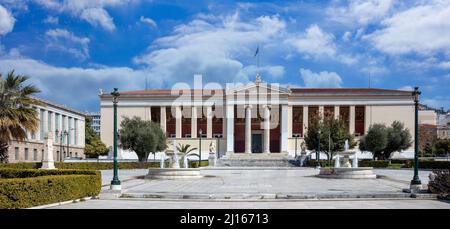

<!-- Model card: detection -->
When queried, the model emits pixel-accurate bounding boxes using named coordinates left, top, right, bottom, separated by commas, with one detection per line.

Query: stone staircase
left=216, top=153, right=297, bottom=167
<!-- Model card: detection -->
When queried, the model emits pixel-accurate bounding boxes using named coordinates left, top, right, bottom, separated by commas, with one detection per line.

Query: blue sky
left=0, top=0, right=449, bottom=112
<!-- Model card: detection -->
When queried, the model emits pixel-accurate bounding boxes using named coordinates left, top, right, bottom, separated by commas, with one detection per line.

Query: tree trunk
left=0, top=141, right=9, bottom=163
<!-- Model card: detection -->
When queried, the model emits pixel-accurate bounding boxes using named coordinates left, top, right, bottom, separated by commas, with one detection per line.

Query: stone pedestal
left=208, top=152, right=217, bottom=167
left=41, top=132, right=56, bottom=170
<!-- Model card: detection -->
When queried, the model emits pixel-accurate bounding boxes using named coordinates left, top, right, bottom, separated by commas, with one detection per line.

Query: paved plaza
left=43, top=168, right=450, bottom=209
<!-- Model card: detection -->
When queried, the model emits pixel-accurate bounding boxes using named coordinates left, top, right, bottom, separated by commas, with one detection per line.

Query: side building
left=7, top=97, right=86, bottom=162
left=87, top=112, right=101, bottom=136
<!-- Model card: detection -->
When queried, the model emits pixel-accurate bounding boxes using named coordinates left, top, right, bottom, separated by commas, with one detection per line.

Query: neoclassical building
left=8, top=97, right=86, bottom=162
left=100, top=77, right=415, bottom=158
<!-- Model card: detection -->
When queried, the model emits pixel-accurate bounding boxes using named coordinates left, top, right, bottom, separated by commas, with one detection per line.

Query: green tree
left=0, top=71, right=43, bottom=163
left=384, top=121, right=412, bottom=158
left=119, top=116, right=167, bottom=164
left=84, top=117, right=109, bottom=158
left=433, top=139, right=450, bottom=156
left=359, top=121, right=412, bottom=160
left=359, top=124, right=388, bottom=159
left=304, top=115, right=356, bottom=165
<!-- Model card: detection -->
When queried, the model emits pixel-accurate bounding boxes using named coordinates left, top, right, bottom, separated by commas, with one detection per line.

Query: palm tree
left=0, top=70, right=43, bottom=163
left=176, top=143, right=198, bottom=167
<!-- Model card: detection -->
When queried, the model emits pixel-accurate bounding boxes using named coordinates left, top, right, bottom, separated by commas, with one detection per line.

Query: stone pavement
left=103, top=168, right=433, bottom=199
left=46, top=168, right=450, bottom=209
left=48, top=199, right=450, bottom=209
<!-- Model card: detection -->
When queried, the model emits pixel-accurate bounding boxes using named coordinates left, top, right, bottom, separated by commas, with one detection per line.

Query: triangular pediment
left=226, top=82, right=291, bottom=95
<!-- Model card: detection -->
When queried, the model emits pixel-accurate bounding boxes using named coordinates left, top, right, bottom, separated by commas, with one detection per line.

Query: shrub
left=418, top=161, right=450, bottom=170
left=359, top=160, right=389, bottom=168
left=305, top=159, right=329, bottom=167
left=0, top=169, right=101, bottom=209
left=428, top=170, right=450, bottom=200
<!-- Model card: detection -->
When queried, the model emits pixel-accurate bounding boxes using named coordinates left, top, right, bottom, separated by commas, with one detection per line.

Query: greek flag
left=254, top=46, right=259, bottom=57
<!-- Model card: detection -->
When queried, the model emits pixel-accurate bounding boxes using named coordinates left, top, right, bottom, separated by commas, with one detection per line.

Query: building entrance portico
left=251, top=132, right=263, bottom=153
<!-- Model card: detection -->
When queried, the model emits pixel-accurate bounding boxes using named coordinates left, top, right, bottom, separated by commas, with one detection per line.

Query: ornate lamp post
left=316, top=129, right=321, bottom=169
left=293, top=134, right=301, bottom=158
left=198, top=129, right=203, bottom=167
left=410, top=86, right=422, bottom=191
left=110, top=88, right=121, bottom=190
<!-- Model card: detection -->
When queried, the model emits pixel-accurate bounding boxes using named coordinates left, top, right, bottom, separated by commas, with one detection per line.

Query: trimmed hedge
left=359, top=160, right=390, bottom=168
left=418, top=161, right=450, bottom=170
left=0, top=161, right=210, bottom=170
left=0, top=169, right=101, bottom=209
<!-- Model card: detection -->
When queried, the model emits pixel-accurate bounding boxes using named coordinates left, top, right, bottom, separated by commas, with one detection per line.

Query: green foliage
left=84, top=117, right=109, bottom=158
left=428, top=170, right=450, bottom=200
left=304, top=115, right=356, bottom=164
left=0, top=70, right=43, bottom=163
left=433, top=139, right=450, bottom=156
left=360, top=121, right=412, bottom=160
left=119, top=117, right=167, bottom=163
left=359, top=160, right=390, bottom=168
left=305, top=159, right=329, bottom=167
left=0, top=169, right=101, bottom=209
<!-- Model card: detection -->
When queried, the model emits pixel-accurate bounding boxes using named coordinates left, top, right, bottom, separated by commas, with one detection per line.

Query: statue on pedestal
left=208, top=141, right=217, bottom=167
left=41, top=132, right=56, bottom=169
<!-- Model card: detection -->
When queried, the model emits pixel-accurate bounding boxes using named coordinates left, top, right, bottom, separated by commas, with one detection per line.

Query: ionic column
left=281, top=105, right=288, bottom=153
left=287, top=106, right=293, bottom=138
left=175, top=106, right=182, bottom=138
left=350, top=105, right=355, bottom=135
left=206, top=106, right=213, bottom=138
left=319, top=106, right=324, bottom=120
left=334, top=106, right=340, bottom=120
left=365, top=105, right=371, bottom=134
left=302, top=106, right=308, bottom=136
left=191, top=107, right=197, bottom=138
left=245, top=105, right=252, bottom=154
left=226, top=105, right=234, bottom=153
left=263, top=105, right=270, bottom=154
left=160, top=107, right=166, bottom=133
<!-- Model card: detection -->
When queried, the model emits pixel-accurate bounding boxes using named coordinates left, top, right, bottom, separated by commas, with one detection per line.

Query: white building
left=99, top=77, right=416, bottom=160
left=7, top=97, right=86, bottom=162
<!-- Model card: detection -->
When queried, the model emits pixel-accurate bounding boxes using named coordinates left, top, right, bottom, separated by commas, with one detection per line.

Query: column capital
left=246, top=104, right=253, bottom=109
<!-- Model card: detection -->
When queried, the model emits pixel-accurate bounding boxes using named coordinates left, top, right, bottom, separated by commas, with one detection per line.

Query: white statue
left=41, top=132, right=55, bottom=169
left=334, top=154, right=340, bottom=168
left=208, top=141, right=217, bottom=167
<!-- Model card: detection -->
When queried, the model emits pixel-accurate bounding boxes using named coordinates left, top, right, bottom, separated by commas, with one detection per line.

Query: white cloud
left=140, top=16, right=157, bottom=28
left=438, top=61, right=450, bottom=70
left=327, top=0, right=395, bottom=27
left=422, top=96, right=450, bottom=110
left=80, top=8, right=115, bottom=31
left=133, top=13, right=287, bottom=84
left=43, top=15, right=59, bottom=24
left=0, top=57, right=149, bottom=110
left=0, top=4, right=15, bottom=36
left=285, top=24, right=336, bottom=58
left=34, top=0, right=129, bottom=31
left=299, top=68, right=343, bottom=88
left=398, top=86, right=413, bottom=91
left=45, top=29, right=90, bottom=60
left=365, top=1, right=450, bottom=55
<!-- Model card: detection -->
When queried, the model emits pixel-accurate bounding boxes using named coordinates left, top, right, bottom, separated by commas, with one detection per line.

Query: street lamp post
left=317, top=129, right=321, bottom=169
left=410, top=86, right=422, bottom=190
left=198, top=129, right=203, bottom=167
left=293, top=134, right=300, bottom=158
left=214, top=134, right=222, bottom=158
left=110, top=88, right=121, bottom=191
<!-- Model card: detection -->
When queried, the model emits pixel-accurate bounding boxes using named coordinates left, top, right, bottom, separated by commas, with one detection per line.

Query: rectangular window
left=40, top=110, right=45, bottom=140
left=47, top=111, right=52, bottom=132
left=292, top=106, right=303, bottom=137
left=33, top=149, right=38, bottom=161
left=25, top=148, right=29, bottom=160
left=62, top=115, right=66, bottom=143
left=14, top=147, right=19, bottom=160
left=55, top=113, right=60, bottom=142
left=68, top=117, right=72, bottom=145
left=355, top=106, right=365, bottom=136
left=74, top=119, right=78, bottom=145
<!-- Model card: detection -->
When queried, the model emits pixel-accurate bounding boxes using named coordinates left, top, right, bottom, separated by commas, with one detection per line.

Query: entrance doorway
left=251, top=133, right=262, bottom=153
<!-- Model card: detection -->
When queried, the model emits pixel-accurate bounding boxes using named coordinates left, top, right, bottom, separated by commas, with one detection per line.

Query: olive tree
left=359, top=121, right=412, bottom=160
left=119, top=116, right=167, bottom=164
left=304, top=115, right=357, bottom=165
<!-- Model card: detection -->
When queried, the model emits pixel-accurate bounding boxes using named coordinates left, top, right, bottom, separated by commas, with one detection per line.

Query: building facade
left=100, top=79, right=416, bottom=158
left=88, top=112, right=101, bottom=136
left=7, top=97, right=86, bottom=162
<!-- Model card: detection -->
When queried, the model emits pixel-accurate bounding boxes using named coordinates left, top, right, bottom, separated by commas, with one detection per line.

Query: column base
left=110, top=184, right=122, bottom=191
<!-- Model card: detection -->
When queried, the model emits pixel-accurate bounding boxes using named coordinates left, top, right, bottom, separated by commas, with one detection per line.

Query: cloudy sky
left=0, top=0, right=449, bottom=112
